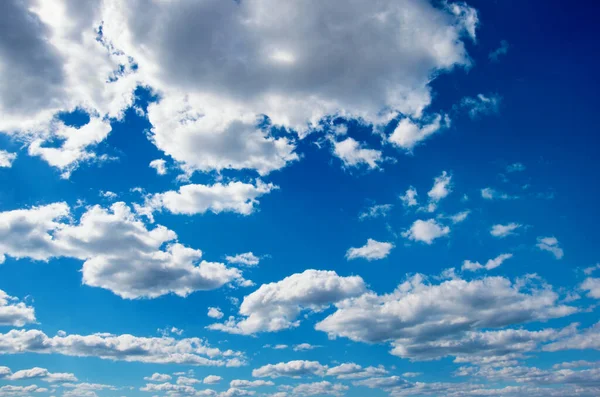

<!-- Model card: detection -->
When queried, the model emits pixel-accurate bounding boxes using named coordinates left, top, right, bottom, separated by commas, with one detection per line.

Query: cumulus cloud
left=0, top=329, right=244, bottom=366
left=428, top=171, right=452, bottom=202
left=203, top=375, right=222, bottom=385
left=207, top=307, right=224, bottom=320
left=462, top=253, right=513, bottom=272
left=253, top=360, right=327, bottom=378
left=0, top=290, right=36, bottom=327
left=137, top=180, right=276, bottom=218
left=226, top=252, right=261, bottom=267
left=331, top=137, right=382, bottom=169
left=536, top=236, right=564, bottom=259
left=346, top=239, right=394, bottom=261
left=208, top=270, right=366, bottom=335
left=388, top=115, right=450, bottom=151
left=0, top=202, right=247, bottom=299
left=490, top=223, right=522, bottom=238
left=0, top=366, right=77, bottom=383
left=0, top=150, right=17, bottom=168
left=581, top=278, right=600, bottom=299
left=402, top=219, right=450, bottom=244
left=316, top=274, right=577, bottom=361
left=292, top=381, right=348, bottom=396
left=144, top=373, right=172, bottom=382
left=400, top=187, right=418, bottom=207
left=149, top=159, right=167, bottom=175
left=544, top=322, right=600, bottom=353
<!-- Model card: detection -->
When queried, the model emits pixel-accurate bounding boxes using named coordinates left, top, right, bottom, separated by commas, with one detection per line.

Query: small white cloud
left=427, top=171, right=452, bottom=205
left=225, top=252, right=260, bottom=267
left=490, top=223, right=521, bottom=238
left=537, top=236, right=564, bottom=259
left=449, top=210, right=470, bottom=224
left=481, top=187, right=516, bottom=200
left=489, top=40, right=509, bottom=62
left=583, top=264, right=600, bottom=276
left=144, top=373, right=172, bottom=382
left=388, top=115, right=449, bottom=151
left=207, top=307, right=224, bottom=320
left=581, top=278, right=600, bottom=299
left=203, top=375, right=222, bottom=385
left=99, top=191, right=117, bottom=200
left=459, top=93, right=501, bottom=119
left=346, top=239, right=394, bottom=261
left=0, top=150, right=17, bottom=168
left=400, top=187, right=418, bottom=207
left=149, top=159, right=168, bottom=175
left=358, top=204, right=393, bottom=221
left=462, top=253, right=513, bottom=272
left=293, top=343, right=320, bottom=352
left=402, top=372, right=422, bottom=378
left=332, top=137, right=382, bottom=169
left=402, top=219, right=450, bottom=244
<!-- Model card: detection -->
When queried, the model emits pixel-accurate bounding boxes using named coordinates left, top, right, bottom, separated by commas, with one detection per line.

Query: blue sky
left=1, top=0, right=600, bottom=396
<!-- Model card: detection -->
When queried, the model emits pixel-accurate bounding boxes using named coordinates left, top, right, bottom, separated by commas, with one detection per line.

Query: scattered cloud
left=0, top=150, right=17, bottom=168
left=481, top=187, right=517, bottom=200
left=459, top=93, right=502, bottom=119
left=462, top=253, right=513, bottom=272
left=537, top=236, right=564, bottom=259
left=332, top=137, right=382, bottom=169
left=226, top=252, right=261, bottom=267
left=506, top=162, right=526, bottom=173
left=149, top=159, right=167, bottom=175
left=489, top=40, right=510, bottom=62
left=0, top=290, right=36, bottom=327
left=402, top=219, right=450, bottom=244
left=490, top=223, right=522, bottom=238
left=359, top=204, right=393, bottom=221
left=388, top=115, right=450, bottom=151
left=400, top=187, right=419, bottom=207
left=208, top=307, right=224, bottom=320
left=346, top=239, right=394, bottom=261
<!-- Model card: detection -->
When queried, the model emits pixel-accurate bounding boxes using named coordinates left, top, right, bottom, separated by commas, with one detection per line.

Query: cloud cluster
left=0, top=290, right=36, bottom=327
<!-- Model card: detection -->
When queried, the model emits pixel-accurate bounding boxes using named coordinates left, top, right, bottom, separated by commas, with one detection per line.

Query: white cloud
left=208, top=270, right=366, bottom=335
left=462, top=253, right=513, bottom=272
left=0, top=366, right=77, bottom=383
left=581, top=278, right=600, bottom=299
left=583, top=264, right=600, bottom=275
left=402, top=219, right=450, bottom=244
left=316, top=274, right=577, bottom=361
left=359, top=204, right=393, bottom=221
left=449, top=210, right=470, bottom=224
left=293, top=381, right=348, bottom=396
left=346, top=239, right=393, bottom=261
left=0, top=290, right=36, bottom=327
left=149, top=159, right=167, bottom=175
left=0, top=329, right=244, bottom=366
left=537, top=236, right=564, bottom=259
left=293, top=343, right=320, bottom=352
left=490, top=223, right=521, bottom=238
left=208, top=307, right=224, bottom=320
left=230, top=380, right=274, bottom=388
left=544, top=322, right=600, bottom=352
left=144, top=373, right=172, bottom=382
left=326, top=364, right=387, bottom=380
left=459, top=93, right=501, bottom=119
left=400, top=187, right=418, bottom=207
left=0, top=150, right=17, bottom=168
left=388, top=115, right=449, bottom=151
left=0, top=202, right=247, bottom=299
left=428, top=171, right=452, bottom=202
left=176, top=376, right=201, bottom=385
left=203, top=375, right=222, bottom=385
left=481, top=187, right=516, bottom=200
left=138, top=180, right=276, bottom=218
left=331, top=137, right=382, bottom=169
left=226, top=252, right=261, bottom=267
left=253, top=360, right=327, bottom=378
left=489, top=40, right=510, bottom=62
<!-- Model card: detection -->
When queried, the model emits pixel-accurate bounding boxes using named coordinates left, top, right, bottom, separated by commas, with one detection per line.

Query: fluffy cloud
left=536, top=236, right=564, bottom=259
left=0, top=329, right=244, bottom=366
left=427, top=171, right=452, bottom=202
left=481, top=187, right=516, bottom=200
left=0, top=290, right=36, bottom=327
left=462, top=253, right=513, bottom=272
left=208, top=270, right=366, bottom=335
left=149, top=159, right=167, bottom=175
left=138, top=180, right=276, bottom=218
left=400, top=187, right=418, bottom=207
left=331, top=137, right=382, bottom=169
left=582, top=278, right=600, bottom=299
left=292, top=381, right=348, bottom=396
left=388, top=115, right=449, bottom=151
left=0, top=366, right=77, bottom=383
left=253, top=361, right=327, bottom=378
left=346, top=239, right=394, bottom=261
left=229, top=380, right=274, bottom=388
left=402, top=219, right=450, bottom=244
left=293, top=343, right=320, bottom=352
left=203, top=375, right=222, bottom=385
left=226, top=252, right=261, bottom=267
left=544, top=322, right=600, bottom=352
left=0, top=202, right=246, bottom=299
left=316, top=274, right=577, bottom=360
left=144, top=373, right=172, bottom=382
left=490, top=223, right=521, bottom=238
left=208, top=307, right=225, bottom=320
left=0, top=151, right=16, bottom=168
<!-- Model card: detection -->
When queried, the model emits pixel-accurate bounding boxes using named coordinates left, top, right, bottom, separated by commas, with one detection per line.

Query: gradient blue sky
left=1, top=1, right=599, bottom=397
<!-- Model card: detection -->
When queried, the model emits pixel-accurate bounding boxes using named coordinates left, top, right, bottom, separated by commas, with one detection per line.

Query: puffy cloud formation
left=149, top=159, right=167, bottom=175
left=346, top=239, right=394, bottom=261
left=203, top=375, right=222, bottom=385
left=292, top=381, right=348, bottom=396
left=359, top=204, right=393, bottom=221
left=0, top=366, right=77, bottom=383
left=253, top=360, right=327, bottom=378
left=144, top=373, right=172, bottom=382
left=229, top=380, right=274, bottom=388
left=400, top=187, right=419, bottom=207
left=0, top=150, right=17, bottom=168
left=225, top=252, right=261, bottom=267
left=0, top=202, right=247, bottom=299
left=490, top=223, right=522, bottom=238
left=0, top=329, right=244, bottom=366
left=582, top=278, right=600, bottom=299
left=0, top=290, right=36, bottom=327
left=462, top=253, right=513, bottom=272
left=331, top=137, right=382, bottom=169
left=402, top=219, right=450, bottom=244
left=208, top=307, right=225, bottom=320
left=138, top=180, right=276, bottom=218
left=427, top=171, right=452, bottom=202
left=0, top=0, right=478, bottom=176
left=316, top=274, right=577, bottom=360
left=536, top=236, right=564, bottom=259
left=208, top=270, right=366, bottom=334
left=388, top=115, right=450, bottom=150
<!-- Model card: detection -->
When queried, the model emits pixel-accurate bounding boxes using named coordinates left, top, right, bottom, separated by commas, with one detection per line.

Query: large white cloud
left=0, top=202, right=247, bottom=299
left=208, top=270, right=366, bottom=335
left=0, top=329, right=244, bottom=366
left=315, top=274, right=577, bottom=360
left=0, top=290, right=36, bottom=327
